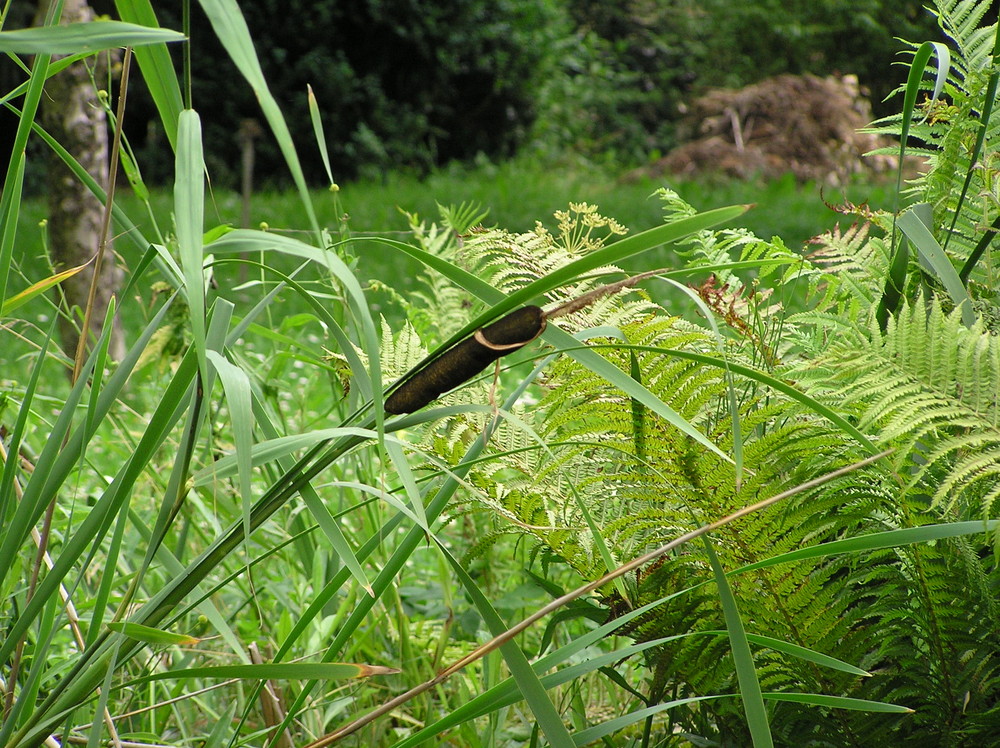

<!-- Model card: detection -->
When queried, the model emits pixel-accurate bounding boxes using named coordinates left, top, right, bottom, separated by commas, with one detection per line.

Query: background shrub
left=122, top=0, right=556, bottom=186
left=0, top=0, right=941, bottom=188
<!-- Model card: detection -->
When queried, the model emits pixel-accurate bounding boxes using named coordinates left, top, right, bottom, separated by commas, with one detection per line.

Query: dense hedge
left=536, top=0, right=941, bottom=166
left=127, top=0, right=556, bottom=186
left=4, top=0, right=941, bottom=188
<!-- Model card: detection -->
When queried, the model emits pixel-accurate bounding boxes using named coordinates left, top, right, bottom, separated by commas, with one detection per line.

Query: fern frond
left=803, top=297, right=1000, bottom=520
left=397, top=204, right=483, bottom=341
left=804, top=222, right=890, bottom=313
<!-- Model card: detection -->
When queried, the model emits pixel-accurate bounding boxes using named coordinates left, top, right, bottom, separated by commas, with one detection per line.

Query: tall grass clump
left=0, top=3, right=743, bottom=747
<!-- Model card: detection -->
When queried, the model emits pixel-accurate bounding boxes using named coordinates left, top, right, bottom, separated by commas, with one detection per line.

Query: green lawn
left=14, top=159, right=888, bottom=356
left=20, top=155, right=891, bottom=269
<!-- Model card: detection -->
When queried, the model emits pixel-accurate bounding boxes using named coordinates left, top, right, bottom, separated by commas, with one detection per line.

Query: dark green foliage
left=530, top=1, right=696, bottom=164
left=849, top=537, right=1000, bottom=746
left=680, top=0, right=940, bottom=111
left=532, top=0, right=940, bottom=164
left=126, top=0, right=555, bottom=186
left=110, top=0, right=940, bottom=186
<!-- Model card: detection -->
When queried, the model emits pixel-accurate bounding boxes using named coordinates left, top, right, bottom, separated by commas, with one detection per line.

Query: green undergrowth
left=14, top=161, right=891, bottom=333
left=6, top=2, right=995, bottom=746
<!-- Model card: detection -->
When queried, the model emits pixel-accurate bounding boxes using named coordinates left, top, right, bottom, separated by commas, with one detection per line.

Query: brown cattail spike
left=385, top=306, right=546, bottom=414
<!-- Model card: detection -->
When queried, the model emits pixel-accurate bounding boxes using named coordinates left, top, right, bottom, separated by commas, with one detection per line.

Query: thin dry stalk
left=71, top=46, right=131, bottom=382
left=544, top=267, right=671, bottom=320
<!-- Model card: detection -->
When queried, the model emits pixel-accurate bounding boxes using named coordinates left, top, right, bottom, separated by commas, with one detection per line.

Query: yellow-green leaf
left=107, top=621, right=200, bottom=646
left=2, top=263, right=88, bottom=315
left=0, top=21, right=185, bottom=54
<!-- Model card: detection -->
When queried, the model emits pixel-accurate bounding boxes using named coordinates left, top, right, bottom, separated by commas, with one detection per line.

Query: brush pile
left=636, top=74, right=895, bottom=184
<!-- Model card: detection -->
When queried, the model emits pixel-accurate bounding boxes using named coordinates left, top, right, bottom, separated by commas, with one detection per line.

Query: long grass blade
left=704, top=538, right=772, bottom=747
left=115, top=0, right=185, bottom=149
left=306, top=83, right=335, bottom=185
left=0, top=20, right=185, bottom=54
left=571, top=695, right=731, bottom=745
left=206, top=351, right=254, bottom=544
left=175, top=109, right=207, bottom=375
left=762, top=693, right=911, bottom=712
left=735, top=521, right=1000, bottom=574
left=0, top=45, right=48, bottom=310
left=196, top=0, right=320, bottom=239
left=898, top=206, right=975, bottom=325
left=119, top=662, right=400, bottom=684
left=894, top=41, right=949, bottom=207
left=1, top=263, right=87, bottom=315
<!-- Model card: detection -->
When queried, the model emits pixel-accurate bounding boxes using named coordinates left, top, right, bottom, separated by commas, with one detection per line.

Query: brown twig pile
left=635, top=73, right=895, bottom=185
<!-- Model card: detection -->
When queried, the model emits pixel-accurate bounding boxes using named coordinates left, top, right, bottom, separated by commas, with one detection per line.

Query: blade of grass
left=306, top=84, right=334, bottom=186
left=704, top=537, right=772, bottom=747
left=115, top=0, right=184, bottom=150
left=0, top=295, right=174, bottom=565
left=762, top=693, right=911, bottom=713
left=898, top=206, right=975, bottom=326
left=0, top=44, right=48, bottom=311
left=362, top=206, right=749, bottom=342
left=119, top=306, right=245, bottom=635
left=894, top=41, right=949, bottom=209
left=176, top=109, right=207, bottom=377
left=86, top=639, right=123, bottom=748
left=18, top=431, right=368, bottom=743
left=0, top=316, right=119, bottom=743
left=1, top=262, right=88, bottom=315
left=87, top=504, right=130, bottom=647
left=742, top=633, right=869, bottom=677
left=0, top=587, right=62, bottom=745
left=0, top=20, right=185, bottom=54
left=118, top=662, right=400, bottom=685
left=735, top=521, right=1000, bottom=574
left=571, top=695, right=731, bottom=746
left=106, top=622, right=200, bottom=648
left=196, top=0, right=320, bottom=240
left=0, top=54, right=97, bottom=106
left=206, top=351, right=254, bottom=546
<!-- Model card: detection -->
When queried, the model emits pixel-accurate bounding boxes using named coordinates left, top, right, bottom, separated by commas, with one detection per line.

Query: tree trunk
left=37, top=0, right=125, bottom=363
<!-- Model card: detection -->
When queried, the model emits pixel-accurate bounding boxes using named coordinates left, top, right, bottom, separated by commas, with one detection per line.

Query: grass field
left=244, top=160, right=891, bottom=253
left=11, top=158, right=890, bottom=389
left=16, top=156, right=892, bottom=323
